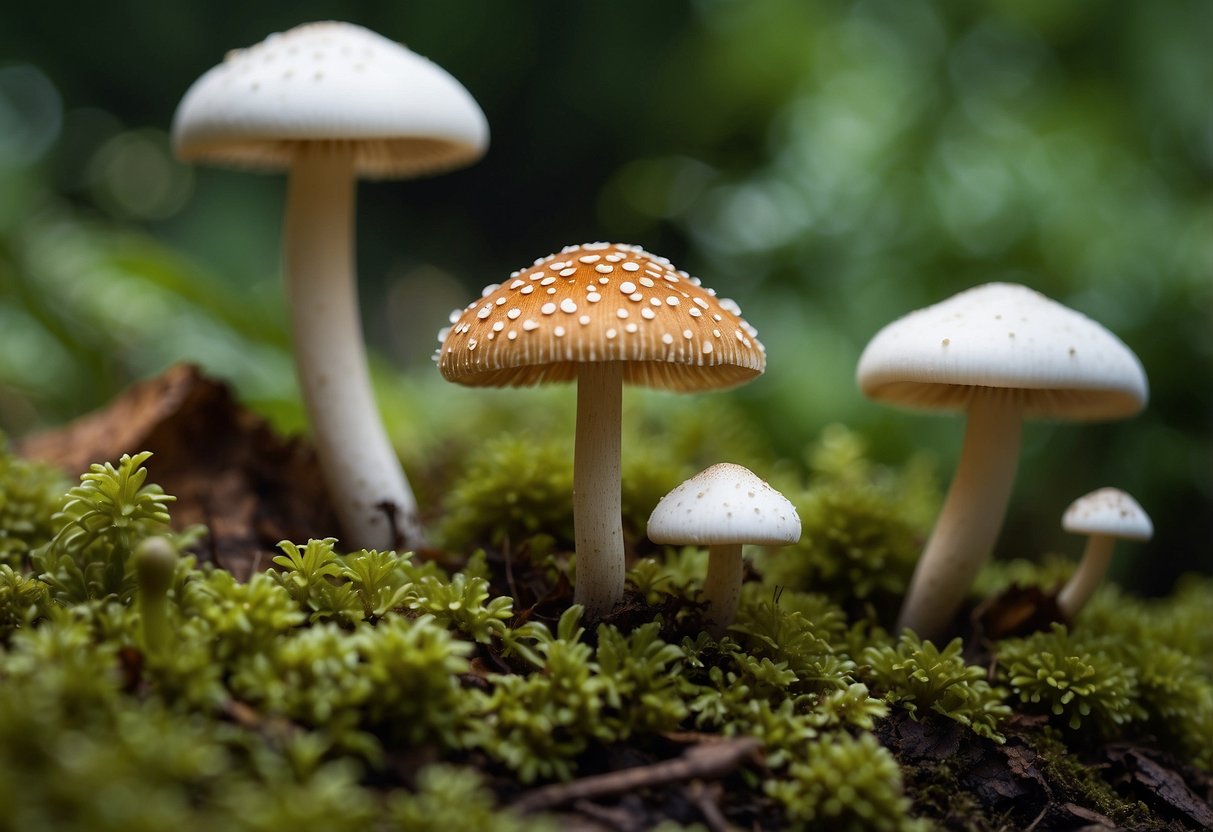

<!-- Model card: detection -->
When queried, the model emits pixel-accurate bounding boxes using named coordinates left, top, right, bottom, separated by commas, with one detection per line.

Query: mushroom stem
left=898, top=393, right=1022, bottom=639
left=572, top=361, right=625, bottom=618
left=1055, top=535, right=1115, bottom=619
left=702, top=543, right=743, bottom=637
left=283, top=146, right=424, bottom=552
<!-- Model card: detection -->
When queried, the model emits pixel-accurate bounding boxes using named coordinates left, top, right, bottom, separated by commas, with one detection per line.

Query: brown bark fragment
left=16, top=363, right=338, bottom=579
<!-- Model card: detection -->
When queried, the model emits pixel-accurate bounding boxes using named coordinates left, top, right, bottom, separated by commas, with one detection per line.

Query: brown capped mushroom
left=438, top=242, right=765, bottom=617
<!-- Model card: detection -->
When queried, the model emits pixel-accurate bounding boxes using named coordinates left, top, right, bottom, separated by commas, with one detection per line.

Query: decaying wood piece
left=17, top=363, right=339, bottom=579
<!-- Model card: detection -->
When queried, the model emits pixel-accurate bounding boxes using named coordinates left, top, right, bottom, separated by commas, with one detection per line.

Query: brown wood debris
left=16, top=363, right=338, bottom=579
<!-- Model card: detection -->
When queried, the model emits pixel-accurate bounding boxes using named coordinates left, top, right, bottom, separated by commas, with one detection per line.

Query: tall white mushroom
left=172, top=21, right=488, bottom=552
left=856, top=283, right=1148, bottom=640
left=647, top=463, right=800, bottom=635
left=1056, top=487, right=1152, bottom=619
left=438, top=243, right=766, bottom=618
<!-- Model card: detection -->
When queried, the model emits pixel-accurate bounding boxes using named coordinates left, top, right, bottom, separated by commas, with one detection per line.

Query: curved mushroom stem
left=702, top=543, right=743, bottom=637
left=897, top=393, right=1023, bottom=639
left=573, top=361, right=625, bottom=618
left=284, top=146, right=424, bottom=553
left=1055, top=535, right=1115, bottom=620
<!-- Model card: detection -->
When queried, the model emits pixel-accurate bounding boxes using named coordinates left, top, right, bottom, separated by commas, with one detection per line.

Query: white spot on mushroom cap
left=647, top=462, right=800, bottom=546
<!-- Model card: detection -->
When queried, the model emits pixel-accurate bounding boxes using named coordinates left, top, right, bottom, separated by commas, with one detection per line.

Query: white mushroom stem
left=702, top=543, right=743, bottom=637
left=572, top=361, right=625, bottom=617
left=1055, top=535, right=1115, bottom=619
left=283, top=146, right=424, bottom=552
left=898, top=393, right=1023, bottom=639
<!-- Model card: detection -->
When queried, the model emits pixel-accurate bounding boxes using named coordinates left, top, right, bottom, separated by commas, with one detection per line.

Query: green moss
left=995, top=623, right=1145, bottom=735
left=861, top=633, right=1010, bottom=743
left=386, top=765, right=556, bottom=832
left=439, top=434, right=575, bottom=550
left=32, top=451, right=176, bottom=603
left=755, top=427, right=936, bottom=609
left=0, top=563, right=48, bottom=632
left=0, top=444, right=65, bottom=569
left=0, top=443, right=1207, bottom=829
left=765, top=732, right=929, bottom=832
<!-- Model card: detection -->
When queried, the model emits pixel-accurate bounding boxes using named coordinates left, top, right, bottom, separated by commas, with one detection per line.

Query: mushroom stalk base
left=897, top=394, right=1022, bottom=639
left=573, top=362, right=625, bottom=618
left=284, top=148, right=424, bottom=553
left=1056, top=536, right=1114, bottom=619
left=703, top=543, right=743, bottom=637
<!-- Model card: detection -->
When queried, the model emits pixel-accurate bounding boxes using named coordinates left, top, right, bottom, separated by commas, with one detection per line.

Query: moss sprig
left=765, top=732, right=929, bottom=832
left=0, top=444, right=65, bottom=569
left=861, top=633, right=1010, bottom=743
left=995, top=623, right=1144, bottom=734
left=33, top=451, right=175, bottom=603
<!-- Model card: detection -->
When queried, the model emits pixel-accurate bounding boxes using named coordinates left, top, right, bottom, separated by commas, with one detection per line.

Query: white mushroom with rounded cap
left=439, top=243, right=766, bottom=618
left=647, top=463, right=799, bottom=635
left=1056, top=487, right=1152, bottom=619
left=172, top=21, right=489, bottom=552
left=856, top=283, right=1148, bottom=640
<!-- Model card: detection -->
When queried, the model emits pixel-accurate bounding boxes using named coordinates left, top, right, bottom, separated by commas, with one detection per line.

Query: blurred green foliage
left=0, top=0, right=1209, bottom=589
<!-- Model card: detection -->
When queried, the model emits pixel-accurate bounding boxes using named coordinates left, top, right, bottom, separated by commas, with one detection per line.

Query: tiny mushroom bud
left=647, top=463, right=799, bottom=636
left=857, top=283, right=1148, bottom=640
left=439, top=243, right=766, bottom=618
left=133, top=535, right=179, bottom=656
left=1055, top=488, right=1152, bottom=620
left=172, top=21, right=489, bottom=553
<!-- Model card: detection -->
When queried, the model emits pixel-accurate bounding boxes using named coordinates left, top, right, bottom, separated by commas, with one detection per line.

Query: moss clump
left=439, top=434, right=576, bottom=549
left=386, top=765, right=558, bottom=832
left=0, top=445, right=65, bottom=569
left=765, top=732, right=929, bottom=832
left=996, top=623, right=1145, bottom=734
left=33, top=451, right=175, bottom=603
left=755, top=426, right=937, bottom=611
left=861, top=632, right=1011, bottom=743
left=0, top=563, right=49, bottom=632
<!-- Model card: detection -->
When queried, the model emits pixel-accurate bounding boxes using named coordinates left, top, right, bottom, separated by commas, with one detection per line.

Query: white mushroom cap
left=172, top=21, right=488, bottom=178
left=857, top=283, right=1148, bottom=421
left=647, top=463, right=800, bottom=546
left=1063, top=487, right=1153, bottom=541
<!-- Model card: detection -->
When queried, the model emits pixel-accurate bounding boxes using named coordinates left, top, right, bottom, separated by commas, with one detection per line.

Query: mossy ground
left=1, top=394, right=1210, bottom=831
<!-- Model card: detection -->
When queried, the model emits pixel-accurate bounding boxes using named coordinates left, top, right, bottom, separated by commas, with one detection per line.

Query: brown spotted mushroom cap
left=438, top=243, right=766, bottom=391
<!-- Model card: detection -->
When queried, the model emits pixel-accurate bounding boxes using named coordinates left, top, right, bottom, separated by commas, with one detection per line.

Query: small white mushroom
left=857, top=283, right=1148, bottom=640
left=647, top=463, right=800, bottom=636
left=1055, top=488, right=1152, bottom=619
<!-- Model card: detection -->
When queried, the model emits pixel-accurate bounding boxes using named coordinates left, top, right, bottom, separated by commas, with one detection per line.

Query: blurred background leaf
left=0, top=0, right=1208, bottom=590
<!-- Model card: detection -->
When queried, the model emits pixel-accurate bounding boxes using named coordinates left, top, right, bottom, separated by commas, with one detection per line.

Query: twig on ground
left=511, top=737, right=762, bottom=814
